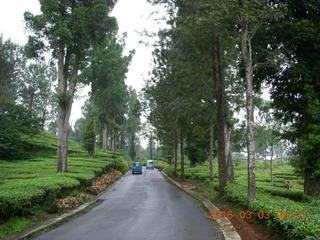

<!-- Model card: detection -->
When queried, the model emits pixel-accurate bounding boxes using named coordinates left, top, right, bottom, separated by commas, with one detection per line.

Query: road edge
left=161, top=171, right=241, bottom=240
left=8, top=171, right=130, bottom=240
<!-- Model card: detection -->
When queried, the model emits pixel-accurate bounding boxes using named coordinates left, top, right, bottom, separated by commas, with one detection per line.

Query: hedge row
left=0, top=154, right=127, bottom=219
left=224, top=183, right=320, bottom=240
left=164, top=163, right=320, bottom=240
left=0, top=177, right=80, bottom=217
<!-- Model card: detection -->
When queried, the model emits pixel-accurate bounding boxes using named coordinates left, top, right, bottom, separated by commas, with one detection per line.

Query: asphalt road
left=34, top=168, right=221, bottom=240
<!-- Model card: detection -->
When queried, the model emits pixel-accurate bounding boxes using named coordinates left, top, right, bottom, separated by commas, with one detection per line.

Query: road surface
left=34, top=168, right=221, bottom=240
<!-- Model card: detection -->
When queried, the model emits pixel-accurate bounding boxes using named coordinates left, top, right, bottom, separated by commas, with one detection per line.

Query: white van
left=146, top=160, right=154, bottom=169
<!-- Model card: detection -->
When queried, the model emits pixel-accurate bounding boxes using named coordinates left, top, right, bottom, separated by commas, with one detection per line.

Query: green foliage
left=0, top=131, right=124, bottom=220
left=23, top=0, right=123, bottom=171
left=0, top=177, right=80, bottom=217
left=144, top=0, right=248, bottom=175
left=82, top=112, right=96, bottom=156
left=125, top=88, right=141, bottom=161
left=0, top=36, right=22, bottom=102
left=256, top=1, right=320, bottom=195
left=291, top=125, right=320, bottom=179
left=129, top=136, right=136, bottom=161
left=56, top=92, right=71, bottom=107
left=224, top=183, right=320, bottom=239
left=185, top=125, right=209, bottom=166
left=173, top=161, right=320, bottom=239
left=0, top=217, right=31, bottom=239
left=78, top=33, right=133, bottom=156
left=94, top=37, right=133, bottom=139
left=0, top=36, right=56, bottom=132
left=0, top=100, right=41, bottom=159
left=113, top=157, right=129, bottom=174
left=24, top=0, right=116, bottom=59
left=69, top=118, right=86, bottom=142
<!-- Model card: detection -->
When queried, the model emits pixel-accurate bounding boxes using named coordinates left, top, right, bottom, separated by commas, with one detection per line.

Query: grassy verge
left=163, top=161, right=320, bottom=240
left=0, top=131, right=127, bottom=239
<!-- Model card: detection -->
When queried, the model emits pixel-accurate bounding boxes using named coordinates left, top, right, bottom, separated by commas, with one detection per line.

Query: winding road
left=34, top=168, right=221, bottom=240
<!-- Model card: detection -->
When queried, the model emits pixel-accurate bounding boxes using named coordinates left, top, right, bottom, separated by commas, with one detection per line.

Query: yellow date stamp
left=209, top=210, right=308, bottom=220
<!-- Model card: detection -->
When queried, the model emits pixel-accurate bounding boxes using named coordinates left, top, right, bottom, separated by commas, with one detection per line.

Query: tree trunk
left=227, top=149, right=234, bottom=180
left=174, top=137, right=178, bottom=176
left=112, top=117, right=116, bottom=152
left=209, top=118, right=215, bottom=182
left=190, top=160, right=196, bottom=168
left=89, top=84, right=97, bottom=157
left=57, top=44, right=79, bottom=173
left=129, top=135, right=136, bottom=161
left=41, top=74, right=52, bottom=130
left=264, top=147, right=267, bottom=169
left=41, top=109, right=46, bottom=130
left=226, top=123, right=234, bottom=181
left=57, top=45, right=68, bottom=173
left=109, top=134, right=112, bottom=151
left=304, top=170, right=320, bottom=197
left=57, top=106, right=68, bottom=172
left=270, top=143, right=273, bottom=186
left=168, top=147, right=173, bottom=165
left=240, top=12, right=256, bottom=208
left=41, top=80, right=51, bottom=131
left=102, top=121, right=108, bottom=152
left=149, top=137, right=153, bottom=160
left=212, top=35, right=228, bottom=195
left=180, top=128, right=185, bottom=179
left=115, top=132, right=119, bottom=151
left=29, top=88, right=35, bottom=111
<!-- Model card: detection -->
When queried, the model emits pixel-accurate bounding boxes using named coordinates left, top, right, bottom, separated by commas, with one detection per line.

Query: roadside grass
left=164, top=160, right=320, bottom=240
left=0, top=131, right=127, bottom=239
left=0, top=217, right=32, bottom=239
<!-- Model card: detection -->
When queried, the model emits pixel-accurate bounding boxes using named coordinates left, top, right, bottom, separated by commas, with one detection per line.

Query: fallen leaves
left=56, top=169, right=123, bottom=209
left=87, top=170, right=122, bottom=195
left=57, top=193, right=89, bottom=209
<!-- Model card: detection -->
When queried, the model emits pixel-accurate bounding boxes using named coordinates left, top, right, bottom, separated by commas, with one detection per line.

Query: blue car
left=132, top=162, right=142, bottom=174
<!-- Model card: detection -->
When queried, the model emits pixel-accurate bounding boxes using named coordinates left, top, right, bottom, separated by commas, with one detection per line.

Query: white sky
left=0, top=0, right=166, bottom=128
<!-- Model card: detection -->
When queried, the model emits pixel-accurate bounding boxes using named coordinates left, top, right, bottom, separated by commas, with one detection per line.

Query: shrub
left=113, top=158, right=128, bottom=174
left=164, top=165, right=174, bottom=175
left=0, top=130, right=127, bottom=224
left=172, top=160, right=319, bottom=239
left=223, top=183, right=320, bottom=239
left=0, top=177, right=80, bottom=218
left=0, top=100, right=41, bottom=159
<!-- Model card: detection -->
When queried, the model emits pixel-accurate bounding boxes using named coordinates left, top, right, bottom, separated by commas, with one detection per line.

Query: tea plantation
left=165, top=161, right=320, bottom=240
left=0, top=131, right=127, bottom=239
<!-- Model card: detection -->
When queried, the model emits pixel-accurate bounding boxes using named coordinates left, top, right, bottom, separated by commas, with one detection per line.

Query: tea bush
left=0, top=132, right=125, bottom=220
left=171, top=160, right=320, bottom=240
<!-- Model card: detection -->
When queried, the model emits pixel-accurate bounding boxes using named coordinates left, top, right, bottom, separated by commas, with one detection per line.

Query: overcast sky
left=0, top=0, right=166, bottom=127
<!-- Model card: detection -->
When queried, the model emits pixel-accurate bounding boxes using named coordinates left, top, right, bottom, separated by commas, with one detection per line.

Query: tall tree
left=24, top=0, right=117, bottom=172
left=18, top=61, right=56, bottom=129
left=236, top=0, right=272, bottom=207
left=0, top=36, right=21, bottom=101
left=90, top=36, right=133, bottom=154
left=264, top=0, right=320, bottom=196
left=125, top=88, right=141, bottom=161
